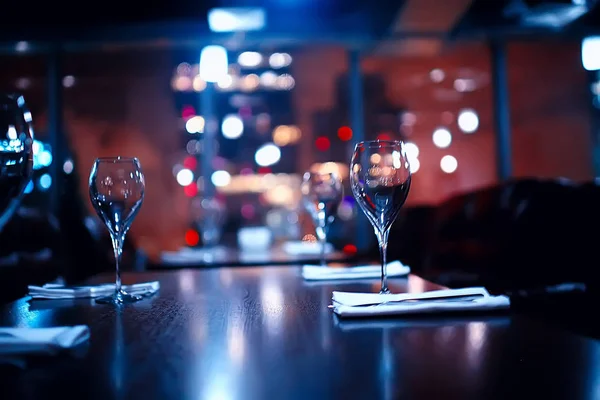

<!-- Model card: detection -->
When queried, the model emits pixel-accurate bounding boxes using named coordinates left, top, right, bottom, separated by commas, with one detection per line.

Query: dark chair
left=0, top=207, right=62, bottom=303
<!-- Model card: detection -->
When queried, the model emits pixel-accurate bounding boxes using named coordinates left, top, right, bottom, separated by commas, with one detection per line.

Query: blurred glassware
left=0, top=94, right=34, bottom=232
left=89, top=157, right=145, bottom=304
left=301, top=172, right=343, bottom=266
left=192, top=197, right=227, bottom=248
left=350, top=140, right=411, bottom=294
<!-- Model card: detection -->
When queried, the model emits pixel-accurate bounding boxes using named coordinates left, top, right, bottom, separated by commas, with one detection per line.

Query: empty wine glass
left=0, top=94, right=34, bottom=232
left=350, top=141, right=411, bottom=293
left=89, top=157, right=145, bottom=304
left=301, top=172, right=343, bottom=266
left=192, top=196, right=227, bottom=248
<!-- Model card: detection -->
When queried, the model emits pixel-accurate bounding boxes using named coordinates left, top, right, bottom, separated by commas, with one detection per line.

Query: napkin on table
left=28, top=281, right=160, bottom=300
left=282, top=241, right=333, bottom=255
left=0, top=326, right=90, bottom=355
left=332, top=287, right=510, bottom=318
left=302, top=261, right=410, bottom=281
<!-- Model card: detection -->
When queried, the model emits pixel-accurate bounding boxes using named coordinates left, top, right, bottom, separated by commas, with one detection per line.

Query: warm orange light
left=337, top=126, right=352, bottom=141
left=185, top=229, right=200, bottom=246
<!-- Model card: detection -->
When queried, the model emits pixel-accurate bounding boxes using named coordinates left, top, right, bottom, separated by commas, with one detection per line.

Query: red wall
left=291, top=41, right=593, bottom=206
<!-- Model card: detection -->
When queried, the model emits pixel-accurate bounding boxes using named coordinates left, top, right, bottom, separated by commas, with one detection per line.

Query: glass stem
left=318, top=225, right=328, bottom=267
left=112, top=236, right=124, bottom=294
left=376, top=229, right=390, bottom=294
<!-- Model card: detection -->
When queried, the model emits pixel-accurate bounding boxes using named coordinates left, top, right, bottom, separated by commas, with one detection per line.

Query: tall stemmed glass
left=350, top=141, right=411, bottom=293
left=301, top=172, right=343, bottom=266
left=89, top=157, right=145, bottom=304
left=0, top=94, right=34, bottom=233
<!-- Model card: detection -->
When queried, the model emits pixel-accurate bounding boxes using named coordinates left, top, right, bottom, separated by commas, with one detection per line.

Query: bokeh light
left=337, top=126, right=352, bottom=141
left=432, top=128, right=452, bottom=148
left=457, top=109, right=479, bottom=133
left=185, top=229, right=200, bottom=246
left=440, top=155, right=458, bottom=173
left=255, top=143, right=281, bottom=167
left=315, top=136, right=330, bottom=151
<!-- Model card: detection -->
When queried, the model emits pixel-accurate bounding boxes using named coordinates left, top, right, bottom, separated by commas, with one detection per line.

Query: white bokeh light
left=255, top=143, right=281, bottom=167
left=269, top=53, right=292, bottom=68
left=199, top=45, right=228, bottom=83
left=176, top=168, right=194, bottom=186
left=63, top=159, right=74, bottom=174
left=404, top=142, right=419, bottom=159
left=432, top=128, right=452, bottom=148
left=221, top=114, right=244, bottom=139
left=7, top=126, right=17, bottom=140
left=440, top=155, right=458, bottom=174
left=211, top=170, right=231, bottom=187
left=582, top=36, right=600, bottom=71
left=62, top=75, right=76, bottom=88
left=409, top=158, right=420, bottom=173
left=185, top=116, right=205, bottom=134
left=238, top=51, right=263, bottom=67
left=457, top=109, right=479, bottom=133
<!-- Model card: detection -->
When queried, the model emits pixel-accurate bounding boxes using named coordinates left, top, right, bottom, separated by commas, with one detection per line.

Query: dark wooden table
left=0, top=267, right=598, bottom=400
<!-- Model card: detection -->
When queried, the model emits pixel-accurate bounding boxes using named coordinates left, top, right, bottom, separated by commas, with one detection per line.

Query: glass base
left=379, top=288, right=391, bottom=295
left=96, top=290, right=142, bottom=305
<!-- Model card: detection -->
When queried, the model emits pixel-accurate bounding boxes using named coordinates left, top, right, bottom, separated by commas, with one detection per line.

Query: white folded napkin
left=28, top=281, right=160, bottom=300
left=332, top=287, right=510, bottom=318
left=0, top=326, right=90, bottom=355
left=302, top=261, right=410, bottom=281
left=161, top=247, right=227, bottom=264
left=282, top=241, right=333, bottom=255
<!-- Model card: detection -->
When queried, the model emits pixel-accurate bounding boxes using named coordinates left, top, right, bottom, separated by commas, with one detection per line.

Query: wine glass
left=350, top=141, right=411, bottom=293
left=301, top=172, right=343, bottom=266
left=191, top=196, right=227, bottom=248
left=89, top=157, right=145, bottom=304
left=0, top=94, right=34, bottom=232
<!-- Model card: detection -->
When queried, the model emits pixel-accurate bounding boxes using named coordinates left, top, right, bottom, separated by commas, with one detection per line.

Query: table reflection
left=111, top=309, right=125, bottom=399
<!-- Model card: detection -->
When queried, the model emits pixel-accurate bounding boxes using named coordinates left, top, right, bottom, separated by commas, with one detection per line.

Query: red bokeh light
left=181, top=105, right=196, bottom=119
left=342, top=244, right=358, bottom=254
left=185, top=229, right=200, bottom=246
left=376, top=132, right=393, bottom=141
left=184, top=184, right=198, bottom=197
left=258, top=166, right=271, bottom=174
left=337, top=126, right=353, bottom=141
left=183, top=156, right=197, bottom=170
left=315, top=136, right=331, bottom=151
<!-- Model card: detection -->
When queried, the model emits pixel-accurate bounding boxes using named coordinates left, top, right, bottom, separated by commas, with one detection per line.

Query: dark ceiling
left=0, top=0, right=598, bottom=51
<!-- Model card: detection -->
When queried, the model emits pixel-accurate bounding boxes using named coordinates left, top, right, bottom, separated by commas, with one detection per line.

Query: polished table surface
left=157, top=246, right=353, bottom=268
left=0, top=267, right=598, bottom=400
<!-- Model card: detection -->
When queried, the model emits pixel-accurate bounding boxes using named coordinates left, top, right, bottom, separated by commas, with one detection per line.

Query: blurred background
left=0, top=0, right=598, bottom=263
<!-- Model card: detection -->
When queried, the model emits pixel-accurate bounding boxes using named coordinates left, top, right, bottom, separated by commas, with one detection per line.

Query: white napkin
left=282, top=241, right=333, bottom=255
left=302, top=261, right=410, bottom=281
left=28, top=281, right=160, bottom=300
left=332, top=287, right=510, bottom=318
left=161, top=247, right=227, bottom=264
left=0, top=326, right=90, bottom=355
